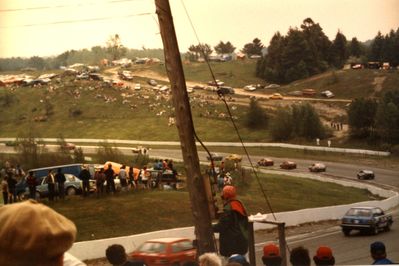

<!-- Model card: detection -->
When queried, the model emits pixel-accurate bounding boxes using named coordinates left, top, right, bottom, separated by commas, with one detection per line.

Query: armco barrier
left=67, top=173, right=398, bottom=261
left=0, top=138, right=390, bottom=156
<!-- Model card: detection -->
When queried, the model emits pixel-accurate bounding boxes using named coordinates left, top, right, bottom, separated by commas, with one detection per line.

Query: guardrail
left=0, top=138, right=390, bottom=156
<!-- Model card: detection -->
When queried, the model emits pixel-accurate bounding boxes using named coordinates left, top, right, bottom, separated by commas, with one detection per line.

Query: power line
left=0, top=12, right=152, bottom=29
left=0, top=0, right=145, bottom=13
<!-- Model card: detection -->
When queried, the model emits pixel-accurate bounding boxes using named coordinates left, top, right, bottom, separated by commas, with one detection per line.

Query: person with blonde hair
left=198, top=252, right=222, bottom=266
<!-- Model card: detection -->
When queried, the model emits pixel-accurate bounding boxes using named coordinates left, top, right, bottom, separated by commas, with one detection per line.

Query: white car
left=244, top=85, right=256, bottom=91
left=321, top=90, right=334, bottom=98
left=134, top=83, right=141, bottom=90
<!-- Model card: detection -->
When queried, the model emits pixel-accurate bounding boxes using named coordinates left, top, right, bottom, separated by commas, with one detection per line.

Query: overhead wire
left=0, top=12, right=152, bottom=29
left=0, top=0, right=146, bottom=13
left=180, top=0, right=277, bottom=221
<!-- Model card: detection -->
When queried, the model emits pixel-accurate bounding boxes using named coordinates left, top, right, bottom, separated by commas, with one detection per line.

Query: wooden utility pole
left=154, top=0, right=216, bottom=255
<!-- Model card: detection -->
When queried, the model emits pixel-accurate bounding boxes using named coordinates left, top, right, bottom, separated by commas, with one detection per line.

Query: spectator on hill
left=128, top=166, right=135, bottom=190
left=6, top=172, right=17, bottom=203
left=213, top=185, right=249, bottom=257
left=94, top=168, right=106, bottom=196
left=262, top=243, right=282, bottom=266
left=140, top=166, right=149, bottom=189
left=1, top=177, right=8, bottom=204
left=198, top=253, right=222, bottom=266
left=105, top=163, right=116, bottom=193
left=290, top=246, right=311, bottom=266
left=55, top=168, right=66, bottom=200
left=370, top=241, right=394, bottom=265
left=46, top=169, right=56, bottom=201
left=26, top=171, right=37, bottom=200
left=79, top=165, right=91, bottom=197
left=0, top=200, right=78, bottom=266
left=106, top=244, right=146, bottom=266
left=119, top=165, right=128, bottom=192
left=313, top=246, right=335, bottom=266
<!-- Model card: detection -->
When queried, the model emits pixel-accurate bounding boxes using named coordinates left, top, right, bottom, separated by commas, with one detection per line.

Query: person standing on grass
left=26, top=171, right=37, bottom=200
left=79, top=165, right=91, bottom=197
left=128, top=166, right=135, bottom=190
left=1, top=177, right=8, bottom=204
left=46, top=169, right=56, bottom=202
left=105, top=163, right=116, bottom=193
left=55, top=168, right=66, bottom=200
left=140, top=166, right=149, bottom=189
left=94, top=168, right=106, bottom=197
left=119, top=165, right=128, bottom=192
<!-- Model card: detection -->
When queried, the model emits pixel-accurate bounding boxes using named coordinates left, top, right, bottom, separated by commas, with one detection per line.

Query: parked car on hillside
left=321, top=90, right=335, bottom=98
left=269, top=93, right=283, bottom=100
left=280, top=161, right=296, bottom=169
left=257, top=158, right=274, bottom=166
left=357, top=170, right=375, bottom=180
left=340, top=207, right=393, bottom=236
left=128, top=238, right=196, bottom=266
left=308, top=163, right=326, bottom=172
left=218, top=86, right=235, bottom=95
left=302, top=89, right=317, bottom=96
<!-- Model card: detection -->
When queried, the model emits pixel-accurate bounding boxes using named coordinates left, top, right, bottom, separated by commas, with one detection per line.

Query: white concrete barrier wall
left=68, top=174, right=398, bottom=261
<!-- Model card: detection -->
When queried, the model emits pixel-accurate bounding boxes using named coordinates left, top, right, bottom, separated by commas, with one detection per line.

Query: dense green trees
left=242, top=38, right=264, bottom=56
left=270, top=103, right=325, bottom=141
left=244, top=98, right=268, bottom=129
left=256, top=18, right=333, bottom=83
left=348, top=90, right=399, bottom=145
left=214, top=41, right=236, bottom=54
left=186, top=43, right=213, bottom=61
left=348, top=98, right=378, bottom=138
left=256, top=18, right=399, bottom=84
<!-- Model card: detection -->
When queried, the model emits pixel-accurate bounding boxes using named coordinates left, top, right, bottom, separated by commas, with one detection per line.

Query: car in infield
left=340, top=206, right=393, bottom=236
left=128, top=237, right=196, bottom=266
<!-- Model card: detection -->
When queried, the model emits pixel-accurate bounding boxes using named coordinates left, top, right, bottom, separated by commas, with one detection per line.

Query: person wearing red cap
left=212, top=185, right=249, bottom=258
left=262, top=243, right=282, bottom=266
left=313, top=246, right=335, bottom=266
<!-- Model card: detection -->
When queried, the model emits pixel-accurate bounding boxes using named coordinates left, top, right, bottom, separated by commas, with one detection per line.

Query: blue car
left=340, top=207, right=393, bottom=236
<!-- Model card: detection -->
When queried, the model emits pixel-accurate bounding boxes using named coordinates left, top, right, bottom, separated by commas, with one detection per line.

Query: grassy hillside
left=1, top=62, right=398, bottom=144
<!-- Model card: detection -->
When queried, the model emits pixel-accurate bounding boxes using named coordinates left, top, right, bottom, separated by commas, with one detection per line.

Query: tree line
left=348, top=89, right=399, bottom=147
left=0, top=34, right=164, bottom=72
left=245, top=98, right=327, bottom=141
left=255, top=18, right=399, bottom=84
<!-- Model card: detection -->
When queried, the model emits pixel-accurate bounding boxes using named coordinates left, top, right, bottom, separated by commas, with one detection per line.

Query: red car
left=280, top=161, right=297, bottom=170
left=128, top=238, right=196, bottom=266
left=257, top=158, right=274, bottom=166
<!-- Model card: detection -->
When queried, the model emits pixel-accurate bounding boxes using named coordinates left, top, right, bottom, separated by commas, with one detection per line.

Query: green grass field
left=35, top=172, right=378, bottom=241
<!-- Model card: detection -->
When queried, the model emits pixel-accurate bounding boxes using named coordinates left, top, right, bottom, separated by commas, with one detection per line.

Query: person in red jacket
left=212, top=185, right=249, bottom=257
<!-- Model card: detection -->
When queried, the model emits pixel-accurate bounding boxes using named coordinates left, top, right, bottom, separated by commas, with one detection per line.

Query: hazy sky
left=1, top=0, right=398, bottom=58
